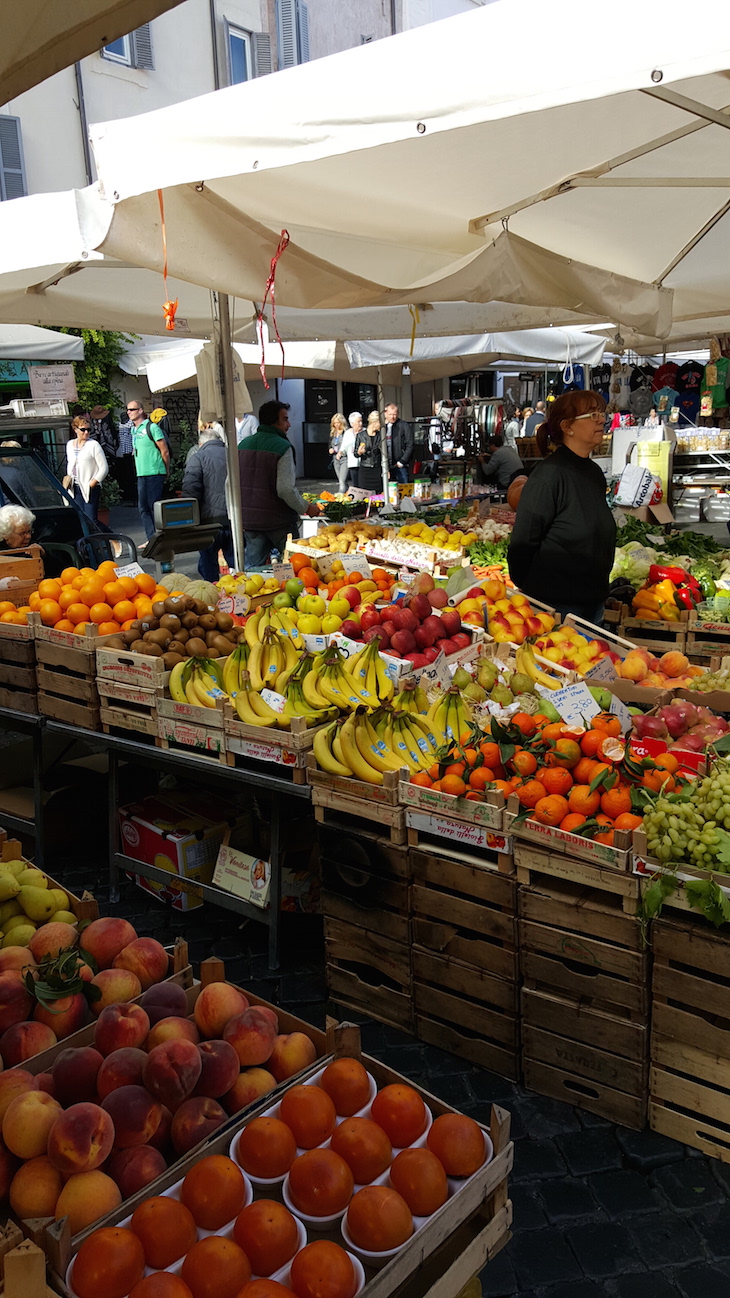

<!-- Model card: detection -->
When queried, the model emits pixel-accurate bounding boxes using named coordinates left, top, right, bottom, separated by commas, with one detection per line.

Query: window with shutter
left=252, top=31, right=272, bottom=77
left=132, top=23, right=154, bottom=69
left=0, top=117, right=27, bottom=202
left=276, top=0, right=297, bottom=67
left=226, top=23, right=251, bottom=84
left=296, top=1, right=309, bottom=62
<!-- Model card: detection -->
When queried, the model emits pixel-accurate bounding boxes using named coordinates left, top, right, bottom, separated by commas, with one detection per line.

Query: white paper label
left=115, top=563, right=146, bottom=578
left=413, top=650, right=451, bottom=691
left=217, top=593, right=251, bottom=617
left=272, top=562, right=295, bottom=583
left=536, top=681, right=601, bottom=728
left=261, top=688, right=286, bottom=714
left=584, top=656, right=617, bottom=683
left=611, top=696, right=633, bottom=734
left=339, top=553, right=371, bottom=576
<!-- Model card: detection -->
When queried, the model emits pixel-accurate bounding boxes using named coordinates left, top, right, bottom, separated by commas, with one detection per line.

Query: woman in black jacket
left=356, top=411, right=385, bottom=494
left=507, top=391, right=615, bottom=624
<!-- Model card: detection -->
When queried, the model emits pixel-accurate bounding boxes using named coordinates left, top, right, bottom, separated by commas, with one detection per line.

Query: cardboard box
left=119, top=794, right=246, bottom=911
left=212, top=841, right=320, bottom=914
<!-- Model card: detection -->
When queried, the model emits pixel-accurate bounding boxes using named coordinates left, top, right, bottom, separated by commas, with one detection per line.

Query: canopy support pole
left=219, top=292, right=244, bottom=571
left=378, top=365, right=390, bottom=501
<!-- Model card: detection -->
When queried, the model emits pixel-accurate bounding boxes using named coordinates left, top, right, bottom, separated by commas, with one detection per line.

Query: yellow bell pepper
left=633, top=590, right=662, bottom=612
left=637, top=608, right=661, bottom=620
left=659, top=603, right=680, bottom=622
left=654, top=579, right=677, bottom=604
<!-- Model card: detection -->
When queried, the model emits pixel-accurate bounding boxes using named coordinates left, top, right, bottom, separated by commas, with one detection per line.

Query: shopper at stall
left=128, top=400, right=170, bottom=545
left=339, top=413, right=362, bottom=489
left=508, top=390, right=615, bottom=623
left=383, top=403, right=414, bottom=483
left=356, top=411, right=385, bottom=494
left=477, top=435, right=523, bottom=491
left=0, top=504, right=35, bottom=550
left=502, top=405, right=521, bottom=448
left=182, top=423, right=235, bottom=581
left=238, top=400, right=318, bottom=567
left=63, top=415, right=108, bottom=523
left=329, top=413, right=350, bottom=492
left=87, top=405, right=118, bottom=461
left=523, top=401, right=546, bottom=437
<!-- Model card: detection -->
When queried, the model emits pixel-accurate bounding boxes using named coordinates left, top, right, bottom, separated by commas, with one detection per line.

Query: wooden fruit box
left=675, top=656, right=730, bottom=711
left=522, top=1035, right=647, bottom=1130
left=0, top=1228, right=59, bottom=1298
left=96, top=645, right=169, bottom=691
left=224, top=702, right=324, bottom=752
left=514, top=843, right=641, bottom=913
left=650, top=915, right=730, bottom=1160
left=619, top=611, right=689, bottom=655
left=0, top=620, right=37, bottom=713
left=561, top=614, right=638, bottom=660
left=319, top=825, right=411, bottom=944
left=156, top=711, right=228, bottom=762
left=0, top=545, right=43, bottom=607
left=522, top=988, right=648, bottom=1086
left=308, top=756, right=406, bottom=843
left=505, top=795, right=632, bottom=871
left=632, top=827, right=730, bottom=916
left=0, top=843, right=99, bottom=925
left=325, top=916, right=413, bottom=1032
left=413, top=948, right=519, bottom=1082
left=404, top=808, right=513, bottom=866
left=97, top=677, right=160, bottom=738
left=399, top=779, right=505, bottom=831
left=46, top=1021, right=513, bottom=1298
left=411, top=847, right=518, bottom=984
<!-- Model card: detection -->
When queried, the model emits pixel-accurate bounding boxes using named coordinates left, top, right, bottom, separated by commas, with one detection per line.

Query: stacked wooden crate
left=33, top=619, right=116, bottom=729
left=320, top=823, right=413, bottom=1033
left=0, top=621, right=36, bottom=714
left=517, top=844, right=648, bottom=1129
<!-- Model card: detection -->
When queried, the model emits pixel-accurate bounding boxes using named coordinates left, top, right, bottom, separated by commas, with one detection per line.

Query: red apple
left=427, top=588, right=449, bottom=608
left=404, top=653, right=428, bottom=668
left=414, top=625, right=436, bottom=649
left=390, top=629, right=416, bottom=655
left=398, top=608, right=418, bottom=632
left=413, top=573, right=435, bottom=594
left=340, top=619, right=362, bottom=640
left=340, top=587, right=361, bottom=609
left=359, top=607, right=381, bottom=631
left=384, top=648, right=401, bottom=658
left=408, top=594, right=432, bottom=623
left=422, top=614, right=446, bottom=641
left=439, top=607, right=462, bottom=637
left=450, top=632, right=471, bottom=650
left=381, top=620, right=398, bottom=641
left=421, top=646, right=439, bottom=663
left=440, top=638, right=460, bottom=657
left=364, top=626, right=389, bottom=647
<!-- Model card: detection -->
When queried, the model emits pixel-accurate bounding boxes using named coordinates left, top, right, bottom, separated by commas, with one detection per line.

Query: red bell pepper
left=649, top=564, right=690, bottom=586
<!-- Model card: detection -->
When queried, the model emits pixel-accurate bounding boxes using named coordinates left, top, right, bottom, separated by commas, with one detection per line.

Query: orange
left=78, top=567, right=96, bottom=580
left=568, top=785, right=601, bottom=817
left=533, top=794, right=569, bottom=827
left=643, top=769, right=676, bottom=793
left=479, top=742, right=502, bottom=769
left=572, top=757, right=600, bottom=785
left=427, top=1113, right=485, bottom=1177
left=136, top=573, right=157, bottom=596
left=330, top=1117, right=392, bottom=1184
left=319, top=1058, right=371, bottom=1117
left=540, top=767, right=573, bottom=797
left=0, top=601, right=14, bottom=615
left=78, top=581, right=106, bottom=608
left=512, top=711, right=537, bottom=737
left=654, top=753, right=680, bottom=774
left=60, top=566, right=80, bottom=585
left=72, top=575, right=87, bottom=590
left=0, top=611, right=24, bottom=624
left=28, top=591, right=41, bottom=610
left=370, top=1084, right=426, bottom=1147
left=440, top=774, right=467, bottom=797
left=580, top=729, right=605, bottom=758
left=38, top=578, right=62, bottom=601
left=121, top=619, right=136, bottom=631
left=592, top=713, right=622, bottom=737
left=235, top=1117, right=297, bottom=1179
left=287, top=1148, right=354, bottom=1217
left=180, top=1236, right=251, bottom=1298
left=515, top=779, right=547, bottom=809
left=113, top=600, right=136, bottom=624
left=462, top=748, right=479, bottom=768
left=614, top=812, right=644, bottom=832
left=511, top=751, right=537, bottom=778
left=600, top=737, right=626, bottom=765
left=89, top=602, right=114, bottom=624
left=74, top=623, right=89, bottom=635
left=596, top=826, right=615, bottom=846
left=152, top=587, right=170, bottom=601
left=290, top=553, right=312, bottom=575
left=549, top=738, right=582, bottom=769
left=279, top=1085, right=336, bottom=1149
left=410, top=772, right=432, bottom=788
left=389, top=1147, right=448, bottom=1216
left=181, top=1155, right=247, bottom=1230
left=98, top=621, right=120, bottom=636
left=541, top=723, right=566, bottom=745
left=55, top=619, right=76, bottom=633
left=296, top=567, right=319, bottom=589
left=59, top=586, right=80, bottom=612
left=67, top=602, right=89, bottom=625
left=600, top=785, right=632, bottom=819
left=464, top=790, right=484, bottom=802
left=560, top=813, right=588, bottom=833
left=103, top=581, right=128, bottom=607
left=346, top=1185, right=413, bottom=1252
left=443, top=761, right=466, bottom=778
left=96, top=561, right=119, bottom=581
left=469, top=767, right=495, bottom=791
left=494, top=780, right=514, bottom=796
left=233, top=1199, right=299, bottom=1276
left=72, top=1227, right=145, bottom=1298
left=38, top=598, right=62, bottom=626
left=289, top=1241, right=357, bottom=1298
left=117, top=576, right=139, bottom=597
left=130, top=1196, right=197, bottom=1269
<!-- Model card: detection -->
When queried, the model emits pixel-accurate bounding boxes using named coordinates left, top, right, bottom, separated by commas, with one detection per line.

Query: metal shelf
left=0, top=704, right=43, bottom=734
left=115, top=854, right=274, bottom=927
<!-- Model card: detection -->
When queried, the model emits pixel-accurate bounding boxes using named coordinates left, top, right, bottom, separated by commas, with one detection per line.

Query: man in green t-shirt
left=127, top=400, right=170, bottom=543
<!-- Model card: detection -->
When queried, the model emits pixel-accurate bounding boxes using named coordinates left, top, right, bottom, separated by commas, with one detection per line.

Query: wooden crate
left=620, top=611, right=689, bottom=655
left=505, top=797, right=632, bottom=871
left=0, top=622, right=37, bottom=713
left=514, top=843, right=641, bottom=913
left=411, top=846, right=518, bottom=983
left=309, top=756, right=406, bottom=844
left=224, top=705, right=317, bottom=783
left=0, top=844, right=99, bottom=925
left=96, top=644, right=169, bottom=691
left=522, top=1050, right=646, bottom=1130
left=686, top=614, right=730, bottom=663
left=325, top=915, right=413, bottom=1032
left=0, top=544, right=43, bottom=607
left=650, top=915, right=730, bottom=1160
left=97, top=676, right=160, bottom=738
left=318, top=824, right=410, bottom=944
left=156, top=711, right=228, bottom=762
left=414, top=948, right=519, bottom=1081
left=32, top=619, right=123, bottom=730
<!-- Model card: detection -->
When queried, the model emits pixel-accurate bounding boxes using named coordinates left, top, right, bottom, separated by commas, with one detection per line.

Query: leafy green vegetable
left=685, top=879, right=730, bottom=927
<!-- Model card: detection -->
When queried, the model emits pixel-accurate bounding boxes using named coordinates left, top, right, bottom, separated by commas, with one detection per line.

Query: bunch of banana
left=168, top=656, right=228, bottom=708
left=249, top=626, right=299, bottom=694
left=268, top=603, right=305, bottom=652
left=279, top=677, right=336, bottom=730
left=384, top=708, right=441, bottom=773
left=345, top=638, right=395, bottom=702
left=392, top=683, right=429, bottom=714
left=313, top=709, right=405, bottom=783
left=301, top=647, right=380, bottom=713
left=222, top=640, right=250, bottom=697
left=427, top=687, right=471, bottom=741
left=233, top=672, right=282, bottom=727
left=517, top=642, right=561, bottom=691
left=244, top=603, right=304, bottom=652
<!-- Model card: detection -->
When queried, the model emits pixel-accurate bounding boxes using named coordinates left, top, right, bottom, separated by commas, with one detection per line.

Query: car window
left=0, top=455, right=68, bottom=509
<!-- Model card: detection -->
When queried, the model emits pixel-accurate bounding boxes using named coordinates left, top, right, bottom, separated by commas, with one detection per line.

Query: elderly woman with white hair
left=182, top=422, right=234, bottom=581
left=0, top=504, right=35, bottom=550
left=338, top=413, right=362, bottom=490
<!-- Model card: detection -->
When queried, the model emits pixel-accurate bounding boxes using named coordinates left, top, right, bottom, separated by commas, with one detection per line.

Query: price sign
left=217, top=593, right=251, bottom=617
left=611, top=696, right=633, bottom=734
left=272, top=562, right=295, bottom=583
left=261, top=688, right=286, bottom=714
left=413, top=651, right=451, bottom=691
left=339, top=553, right=371, bottom=576
left=115, top=563, right=146, bottom=579
left=584, top=656, right=617, bottom=683
left=535, top=681, right=600, bottom=728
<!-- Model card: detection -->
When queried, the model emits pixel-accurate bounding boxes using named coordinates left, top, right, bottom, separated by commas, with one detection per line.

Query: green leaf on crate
left=716, top=830, right=730, bottom=867
left=638, top=871, right=680, bottom=943
left=685, top=879, right=730, bottom=928
left=711, top=733, right=730, bottom=756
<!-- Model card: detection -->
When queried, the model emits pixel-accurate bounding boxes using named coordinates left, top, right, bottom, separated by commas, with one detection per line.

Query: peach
left=171, top=1096, right=227, bottom=1156
left=193, top=982, right=249, bottom=1039
left=34, top=992, right=88, bottom=1039
left=53, top=1046, right=104, bottom=1106
left=618, top=651, right=648, bottom=682
left=91, top=968, right=142, bottom=1015
left=94, top=1002, right=150, bottom=1056
left=0, top=946, right=36, bottom=975
left=96, top=1047, right=147, bottom=1100
left=3, top=1090, right=62, bottom=1158
left=193, top=1039, right=240, bottom=1099
left=660, top=650, right=690, bottom=678
left=107, top=1145, right=167, bottom=1200
left=47, top=1101, right=115, bottom=1175
left=113, top=938, right=168, bottom=990
left=0, top=1019, right=57, bottom=1065
left=0, top=1134, right=17, bottom=1199
left=28, top=921, right=77, bottom=962
left=0, top=1068, right=37, bottom=1122
left=222, top=1067, right=277, bottom=1116
left=10, top=1154, right=63, bottom=1219
left=254, top=1006, right=279, bottom=1031
left=143, top=1039, right=202, bottom=1110
left=223, top=1008, right=276, bottom=1067
left=146, top=1017, right=200, bottom=1051
left=102, top=1085, right=163, bottom=1148
left=140, top=981, right=188, bottom=1021
left=268, top=1032, right=317, bottom=1083
left=81, top=917, right=138, bottom=970
left=55, top=1169, right=122, bottom=1236
left=37, top=1070, right=57, bottom=1097
left=148, top=1104, right=173, bottom=1155
left=0, top=970, right=32, bottom=1034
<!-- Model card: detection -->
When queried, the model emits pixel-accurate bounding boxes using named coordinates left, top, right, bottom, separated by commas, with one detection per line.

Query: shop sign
left=28, top=364, right=77, bottom=402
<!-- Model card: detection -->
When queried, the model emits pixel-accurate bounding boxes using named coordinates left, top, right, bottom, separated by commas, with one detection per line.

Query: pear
left=0, top=899, right=22, bottom=924
left=0, top=874, right=20, bottom=903
left=3, top=861, right=26, bottom=879
left=2, top=924, right=35, bottom=948
left=18, top=886, right=56, bottom=923
left=16, top=869, right=47, bottom=889
left=587, top=686, right=613, bottom=711
left=477, top=661, right=499, bottom=691
left=463, top=682, right=487, bottom=703
left=3, top=913, right=35, bottom=934
left=49, top=910, right=77, bottom=927
left=490, top=683, right=514, bottom=707
left=49, top=888, right=69, bottom=912
left=509, top=672, right=535, bottom=696
left=452, top=666, right=472, bottom=690
left=539, top=698, right=562, bottom=723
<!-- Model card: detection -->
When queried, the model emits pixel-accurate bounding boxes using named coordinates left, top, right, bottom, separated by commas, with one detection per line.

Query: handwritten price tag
left=536, top=681, right=600, bottom=728
left=584, top=656, right=617, bottom=683
left=115, top=563, right=145, bottom=578
left=217, top=593, right=251, bottom=617
left=272, top=562, right=294, bottom=583
left=261, top=688, right=286, bottom=714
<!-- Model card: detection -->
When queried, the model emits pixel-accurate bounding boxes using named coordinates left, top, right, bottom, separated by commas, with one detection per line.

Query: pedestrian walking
left=329, top=413, right=350, bottom=492
left=127, top=400, right=170, bottom=544
left=63, top=415, right=108, bottom=523
left=182, top=422, right=235, bottom=581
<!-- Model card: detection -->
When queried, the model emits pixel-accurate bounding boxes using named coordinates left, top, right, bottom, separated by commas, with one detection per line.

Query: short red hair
left=537, top=390, right=606, bottom=457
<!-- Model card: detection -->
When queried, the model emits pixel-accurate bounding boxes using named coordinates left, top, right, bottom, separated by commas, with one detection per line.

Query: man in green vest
left=127, top=400, right=170, bottom=545
left=238, top=401, right=318, bottom=566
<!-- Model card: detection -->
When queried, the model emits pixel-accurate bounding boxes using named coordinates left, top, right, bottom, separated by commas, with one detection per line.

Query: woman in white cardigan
left=65, top=416, right=108, bottom=523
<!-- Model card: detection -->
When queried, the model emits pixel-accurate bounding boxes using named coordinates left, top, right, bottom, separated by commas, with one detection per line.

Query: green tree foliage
left=59, top=328, right=137, bottom=415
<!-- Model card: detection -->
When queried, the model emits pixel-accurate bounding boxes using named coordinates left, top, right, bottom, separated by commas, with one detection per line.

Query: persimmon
left=287, top=1148, right=354, bottom=1217
left=72, top=1227, right=145, bottom=1298
left=181, top=1237, right=252, bottom=1298
left=532, top=795, right=569, bottom=827
left=235, top=1283, right=297, bottom=1298
left=515, top=779, right=547, bottom=809
left=346, top=1185, right=413, bottom=1251
left=181, top=1154, right=247, bottom=1230
left=129, top=1276, right=195, bottom=1298
left=289, top=1242, right=357, bottom=1298
left=279, top=1085, right=336, bottom=1149
left=235, top=1117, right=297, bottom=1179
left=233, top=1199, right=299, bottom=1276
left=319, top=1058, right=371, bottom=1116
left=426, top=1113, right=485, bottom=1176
left=389, top=1147, right=448, bottom=1216
left=540, top=767, right=573, bottom=797
left=370, top=1084, right=427, bottom=1147
left=568, top=785, right=601, bottom=817
left=330, top=1116, right=392, bottom=1184
left=130, top=1196, right=197, bottom=1269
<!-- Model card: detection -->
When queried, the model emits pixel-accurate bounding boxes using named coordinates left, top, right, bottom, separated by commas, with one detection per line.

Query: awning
left=0, top=324, right=84, bottom=361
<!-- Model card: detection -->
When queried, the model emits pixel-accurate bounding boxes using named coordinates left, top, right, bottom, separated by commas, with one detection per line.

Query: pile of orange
left=289, top=551, right=396, bottom=600
left=20, top=564, right=173, bottom=636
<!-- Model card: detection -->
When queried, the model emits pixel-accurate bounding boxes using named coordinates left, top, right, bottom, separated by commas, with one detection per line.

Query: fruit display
left=532, top=623, right=621, bottom=674
left=643, top=759, right=730, bottom=870
left=101, top=593, right=247, bottom=670
left=454, top=577, right=554, bottom=638
left=0, top=600, right=31, bottom=627
left=631, top=700, right=729, bottom=753
left=291, top=522, right=389, bottom=554
left=20, top=565, right=178, bottom=635
left=0, top=848, right=80, bottom=954
left=216, top=571, right=282, bottom=599
left=395, top=520, right=479, bottom=551
left=687, top=658, right=730, bottom=694
left=614, top=646, right=704, bottom=690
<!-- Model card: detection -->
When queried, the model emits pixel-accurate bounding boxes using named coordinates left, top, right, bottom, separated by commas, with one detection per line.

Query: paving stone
left=478, top=1248, right=518, bottom=1296
left=711, top=1162, right=730, bottom=1195
left=511, top=1139, right=567, bottom=1182
left=577, top=1108, right=614, bottom=1128
left=566, top=1223, right=643, bottom=1279
left=675, top=1267, right=730, bottom=1298
left=515, top=1095, right=584, bottom=1140
left=465, top=1102, right=526, bottom=1143
left=613, top=1275, right=682, bottom=1298
left=509, top=1185, right=547, bottom=1232
left=377, top=1044, right=427, bottom=1075
left=543, top=1284, right=606, bottom=1298
left=692, top=1204, right=730, bottom=1259
left=280, top=974, right=327, bottom=1004
left=652, top=1160, right=725, bottom=1211
left=417, top=1071, right=474, bottom=1109
left=557, top=1129, right=623, bottom=1176
left=510, top=1229, right=583, bottom=1288
left=539, top=1177, right=600, bottom=1224
left=470, top=1071, right=523, bottom=1107
left=617, top=1128, right=686, bottom=1171
left=589, top=1169, right=664, bottom=1217
left=627, top=1214, right=703, bottom=1269
left=382, top=1025, right=417, bottom=1047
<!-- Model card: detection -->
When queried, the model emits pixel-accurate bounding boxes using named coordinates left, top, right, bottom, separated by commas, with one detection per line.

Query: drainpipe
left=209, top=0, right=222, bottom=88
left=74, top=63, right=93, bottom=186
left=390, top=0, right=397, bottom=35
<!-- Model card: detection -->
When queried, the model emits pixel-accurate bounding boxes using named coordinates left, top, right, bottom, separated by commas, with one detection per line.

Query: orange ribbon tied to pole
left=157, top=189, right=178, bottom=331
left=257, top=230, right=290, bottom=389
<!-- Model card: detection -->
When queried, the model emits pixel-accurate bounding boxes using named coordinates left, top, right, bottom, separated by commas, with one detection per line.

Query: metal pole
left=219, top=293, right=245, bottom=570
left=378, top=366, right=390, bottom=501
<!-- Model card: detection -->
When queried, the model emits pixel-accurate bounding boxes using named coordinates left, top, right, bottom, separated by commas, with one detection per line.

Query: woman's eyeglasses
left=573, top=412, right=605, bottom=423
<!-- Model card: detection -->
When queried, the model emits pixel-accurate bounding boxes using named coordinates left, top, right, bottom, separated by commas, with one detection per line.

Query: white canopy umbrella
left=0, top=324, right=84, bottom=361
left=346, top=327, right=606, bottom=372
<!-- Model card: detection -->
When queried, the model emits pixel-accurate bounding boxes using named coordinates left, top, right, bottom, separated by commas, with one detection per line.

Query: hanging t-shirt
left=702, top=357, right=730, bottom=410
left=628, top=387, right=654, bottom=419
left=677, top=393, right=700, bottom=425
left=630, top=364, right=656, bottom=390
left=590, top=364, right=611, bottom=400
left=613, top=363, right=633, bottom=411
left=652, top=362, right=679, bottom=393
left=654, top=386, right=679, bottom=414
left=675, top=360, right=704, bottom=394
left=562, top=364, right=585, bottom=392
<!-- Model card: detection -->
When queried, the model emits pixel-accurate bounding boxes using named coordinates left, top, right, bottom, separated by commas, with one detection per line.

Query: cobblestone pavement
left=59, top=860, right=730, bottom=1298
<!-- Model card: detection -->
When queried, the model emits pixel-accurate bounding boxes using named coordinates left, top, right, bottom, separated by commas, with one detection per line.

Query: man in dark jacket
left=238, top=400, right=318, bottom=567
left=182, top=425, right=235, bottom=581
left=383, top=403, right=414, bottom=483
left=87, top=406, right=118, bottom=460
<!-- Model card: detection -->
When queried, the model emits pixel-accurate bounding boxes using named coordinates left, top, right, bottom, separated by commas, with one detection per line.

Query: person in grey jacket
left=182, top=424, right=235, bottom=581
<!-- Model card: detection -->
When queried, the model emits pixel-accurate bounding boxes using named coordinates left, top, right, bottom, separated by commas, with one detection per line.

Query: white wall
left=401, top=0, right=494, bottom=26
left=307, top=0, right=390, bottom=61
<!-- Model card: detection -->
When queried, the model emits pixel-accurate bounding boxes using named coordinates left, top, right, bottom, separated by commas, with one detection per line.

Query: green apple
left=298, top=614, right=323, bottom=635
left=328, top=597, right=351, bottom=620
left=285, top=577, right=304, bottom=601
left=272, top=591, right=294, bottom=609
left=322, top=614, right=342, bottom=634
left=297, top=594, right=326, bottom=617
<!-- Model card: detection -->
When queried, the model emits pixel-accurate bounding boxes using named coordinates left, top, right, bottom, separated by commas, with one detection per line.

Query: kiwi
left=145, top=628, right=171, bottom=647
left=122, top=630, right=138, bottom=646
left=212, top=634, right=235, bottom=656
left=151, top=600, right=167, bottom=619
left=129, top=620, right=142, bottom=634
left=163, top=651, right=185, bottom=669
left=145, top=641, right=164, bottom=657
left=206, top=647, right=220, bottom=658
left=204, top=630, right=219, bottom=647
left=186, top=637, right=208, bottom=656
left=198, top=613, right=217, bottom=632
left=138, top=617, right=159, bottom=633
left=104, top=635, right=126, bottom=650
left=216, top=611, right=234, bottom=633
left=131, top=639, right=148, bottom=654
left=193, top=599, right=209, bottom=616
left=175, top=627, right=190, bottom=644
left=164, top=596, right=187, bottom=617
left=167, top=640, right=187, bottom=656
left=159, top=614, right=181, bottom=633
left=181, top=611, right=199, bottom=631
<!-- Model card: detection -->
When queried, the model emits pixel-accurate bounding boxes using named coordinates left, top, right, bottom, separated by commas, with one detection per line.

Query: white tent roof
left=345, top=328, right=606, bottom=371
left=84, top=0, right=730, bottom=337
left=0, top=324, right=83, bottom=360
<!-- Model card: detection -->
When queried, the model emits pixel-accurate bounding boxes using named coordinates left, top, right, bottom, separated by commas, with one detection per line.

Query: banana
left=338, top=663, right=380, bottom=709
left=190, top=674, right=217, bottom=707
left=332, top=724, right=350, bottom=768
left=404, top=712, right=439, bottom=755
left=248, top=641, right=265, bottom=691
left=395, top=715, right=426, bottom=768
left=412, top=684, right=429, bottom=713
left=518, top=643, right=561, bottom=691
left=339, top=714, right=384, bottom=785
left=168, top=661, right=188, bottom=704
left=243, top=609, right=263, bottom=649
left=313, top=721, right=352, bottom=777
left=248, top=690, right=282, bottom=723
left=184, top=676, right=200, bottom=706
left=235, top=686, right=276, bottom=727
left=302, top=662, right=333, bottom=710
left=386, top=716, right=419, bottom=771
left=357, top=714, right=404, bottom=774
left=346, top=642, right=370, bottom=680
left=318, top=666, right=360, bottom=712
